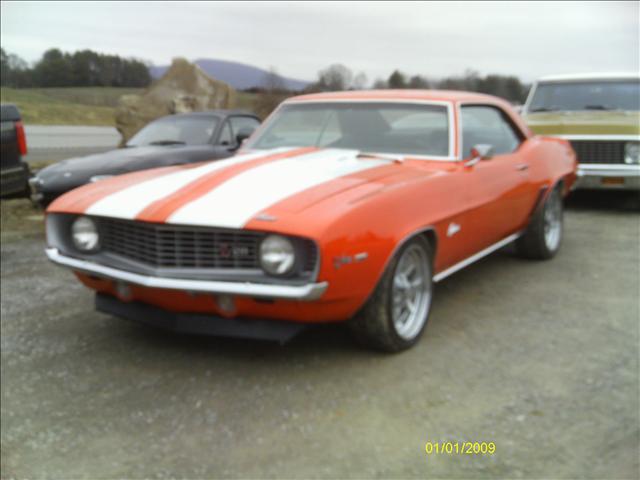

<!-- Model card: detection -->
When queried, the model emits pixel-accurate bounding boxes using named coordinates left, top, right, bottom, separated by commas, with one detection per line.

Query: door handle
left=515, top=163, right=529, bottom=171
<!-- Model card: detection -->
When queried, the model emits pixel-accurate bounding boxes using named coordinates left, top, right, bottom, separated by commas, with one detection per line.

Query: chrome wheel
left=543, top=190, right=562, bottom=252
left=391, top=244, right=432, bottom=340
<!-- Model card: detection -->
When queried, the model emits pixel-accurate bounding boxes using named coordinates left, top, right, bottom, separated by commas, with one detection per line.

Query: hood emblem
left=447, top=222, right=461, bottom=237
left=255, top=213, right=277, bottom=222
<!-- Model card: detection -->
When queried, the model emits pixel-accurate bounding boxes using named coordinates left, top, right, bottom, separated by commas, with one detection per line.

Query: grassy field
left=0, top=87, right=259, bottom=125
left=235, top=91, right=258, bottom=112
left=0, top=87, right=144, bottom=126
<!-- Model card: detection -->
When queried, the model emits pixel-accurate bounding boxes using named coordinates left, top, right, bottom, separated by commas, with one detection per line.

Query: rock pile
left=115, top=58, right=235, bottom=145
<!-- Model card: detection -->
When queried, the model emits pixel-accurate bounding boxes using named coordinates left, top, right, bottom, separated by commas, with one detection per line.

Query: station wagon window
left=246, top=102, right=451, bottom=157
left=528, top=80, right=640, bottom=112
left=460, top=106, right=522, bottom=158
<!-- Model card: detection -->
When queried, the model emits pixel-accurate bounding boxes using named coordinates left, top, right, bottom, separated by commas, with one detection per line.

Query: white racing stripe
left=168, top=149, right=389, bottom=227
left=85, top=148, right=293, bottom=219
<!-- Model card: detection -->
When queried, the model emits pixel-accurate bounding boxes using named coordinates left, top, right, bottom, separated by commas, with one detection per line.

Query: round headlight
left=624, top=141, right=640, bottom=165
left=260, top=235, right=295, bottom=276
left=71, top=216, right=100, bottom=252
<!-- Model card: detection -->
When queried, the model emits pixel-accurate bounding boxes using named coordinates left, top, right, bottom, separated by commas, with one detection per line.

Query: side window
left=229, top=116, right=260, bottom=138
left=461, top=106, right=522, bottom=158
left=218, top=121, right=233, bottom=146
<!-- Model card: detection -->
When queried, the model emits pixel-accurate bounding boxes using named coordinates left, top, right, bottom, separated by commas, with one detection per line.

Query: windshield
left=528, top=80, right=640, bottom=112
left=246, top=102, right=450, bottom=157
left=127, top=115, right=219, bottom=146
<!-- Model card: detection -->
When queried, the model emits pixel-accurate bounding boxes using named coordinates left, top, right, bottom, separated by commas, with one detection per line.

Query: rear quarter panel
left=526, top=135, right=578, bottom=196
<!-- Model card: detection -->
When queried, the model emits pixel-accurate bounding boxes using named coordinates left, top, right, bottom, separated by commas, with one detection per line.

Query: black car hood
left=36, top=144, right=225, bottom=190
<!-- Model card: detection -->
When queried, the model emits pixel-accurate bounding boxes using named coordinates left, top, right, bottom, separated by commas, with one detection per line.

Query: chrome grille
left=570, top=140, right=626, bottom=164
left=99, top=218, right=317, bottom=273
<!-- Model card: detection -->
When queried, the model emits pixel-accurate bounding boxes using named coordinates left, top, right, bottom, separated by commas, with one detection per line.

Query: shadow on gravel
left=565, top=189, right=640, bottom=213
left=112, top=313, right=360, bottom=359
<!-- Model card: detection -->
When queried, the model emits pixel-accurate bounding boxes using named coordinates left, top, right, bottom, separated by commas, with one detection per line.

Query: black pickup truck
left=1, top=104, right=30, bottom=198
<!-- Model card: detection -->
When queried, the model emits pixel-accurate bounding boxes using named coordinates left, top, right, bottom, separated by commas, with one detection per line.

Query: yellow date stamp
left=425, top=441, right=496, bottom=455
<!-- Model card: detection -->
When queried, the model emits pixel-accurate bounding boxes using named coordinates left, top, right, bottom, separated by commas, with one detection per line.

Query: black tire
left=348, top=236, right=434, bottom=352
left=516, top=185, right=563, bottom=260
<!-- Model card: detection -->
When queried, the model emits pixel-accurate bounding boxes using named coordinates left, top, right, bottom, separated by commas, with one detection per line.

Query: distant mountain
left=149, top=58, right=310, bottom=91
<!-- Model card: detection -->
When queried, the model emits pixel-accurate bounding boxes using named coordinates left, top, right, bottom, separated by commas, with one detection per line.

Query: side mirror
left=235, top=127, right=256, bottom=147
left=465, top=144, right=494, bottom=167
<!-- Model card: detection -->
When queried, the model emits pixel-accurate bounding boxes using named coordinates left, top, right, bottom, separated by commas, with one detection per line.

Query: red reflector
left=15, top=120, right=28, bottom=156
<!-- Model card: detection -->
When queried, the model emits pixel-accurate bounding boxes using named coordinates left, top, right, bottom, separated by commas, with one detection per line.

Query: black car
left=1, top=104, right=30, bottom=198
left=30, top=110, right=260, bottom=206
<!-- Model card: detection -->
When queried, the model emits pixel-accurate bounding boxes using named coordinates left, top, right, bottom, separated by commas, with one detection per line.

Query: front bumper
left=96, top=293, right=307, bottom=343
left=46, top=248, right=328, bottom=301
left=575, top=164, right=640, bottom=190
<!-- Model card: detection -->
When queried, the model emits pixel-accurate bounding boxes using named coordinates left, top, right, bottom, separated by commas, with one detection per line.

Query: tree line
left=1, top=48, right=151, bottom=88
left=305, top=64, right=529, bottom=104
left=253, top=64, right=529, bottom=119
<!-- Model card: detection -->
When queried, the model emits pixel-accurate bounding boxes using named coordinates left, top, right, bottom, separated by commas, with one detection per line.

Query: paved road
left=23, top=125, right=120, bottom=166
left=1, top=192, right=638, bottom=479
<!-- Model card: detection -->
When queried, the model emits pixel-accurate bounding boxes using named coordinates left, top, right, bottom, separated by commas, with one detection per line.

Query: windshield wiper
left=357, top=152, right=405, bottom=163
left=148, top=140, right=186, bottom=146
left=529, top=107, right=558, bottom=112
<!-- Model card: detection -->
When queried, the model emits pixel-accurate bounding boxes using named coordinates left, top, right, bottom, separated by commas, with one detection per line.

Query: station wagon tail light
left=15, top=120, right=27, bottom=156
left=260, top=235, right=295, bottom=276
left=624, top=142, right=639, bottom=165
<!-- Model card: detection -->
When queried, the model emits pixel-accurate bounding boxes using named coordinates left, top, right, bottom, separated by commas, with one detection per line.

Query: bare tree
left=313, top=64, right=353, bottom=91
left=372, top=78, right=388, bottom=89
left=253, top=67, right=290, bottom=119
left=352, top=72, right=368, bottom=90
left=408, top=75, right=430, bottom=89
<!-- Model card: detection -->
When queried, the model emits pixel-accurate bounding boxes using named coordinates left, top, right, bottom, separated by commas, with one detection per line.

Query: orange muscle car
left=45, top=90, right=577, bottom=351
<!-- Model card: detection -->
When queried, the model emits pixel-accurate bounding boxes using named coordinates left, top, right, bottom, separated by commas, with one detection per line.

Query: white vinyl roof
left=537, top=72, right=640, bottom=82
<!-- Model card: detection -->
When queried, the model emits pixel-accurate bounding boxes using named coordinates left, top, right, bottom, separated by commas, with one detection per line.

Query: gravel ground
left=1, top=191, right=638, bottom=479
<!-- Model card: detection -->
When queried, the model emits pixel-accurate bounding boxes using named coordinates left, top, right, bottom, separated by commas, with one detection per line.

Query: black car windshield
left=246, top=102, right=450, bottom=157
left=528, top=80, right=640, bottom=112
left=127, top=116, right=219, bottom=146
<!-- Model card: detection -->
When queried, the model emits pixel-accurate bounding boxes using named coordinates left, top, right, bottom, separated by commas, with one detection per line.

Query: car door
left=208, top=119, right=236, bottom=158
left=211, top=116, right=261, bottom=159
left=228, top=116, right=260, bottom=145
left=460, top=105, right=538, bottom=249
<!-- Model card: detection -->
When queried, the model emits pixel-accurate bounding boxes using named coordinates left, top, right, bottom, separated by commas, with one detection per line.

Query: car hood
left=48, top=147, right=436, bottom=229
left=37, top=145, right=219, bottom=182
left=524, top=111, right=640, bottom=136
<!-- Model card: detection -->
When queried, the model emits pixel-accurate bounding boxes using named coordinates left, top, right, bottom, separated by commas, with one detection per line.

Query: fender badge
left=354, top=252, right=368, bottom=262
left=447, top=222, right=461, bottom=237
left=334, top=252, right=368, bottom=269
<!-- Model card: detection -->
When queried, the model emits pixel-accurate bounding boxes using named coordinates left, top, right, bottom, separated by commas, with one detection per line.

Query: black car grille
left=569, top=140, right=626, bottom=164
left=99, top=217, right=317, bottom=273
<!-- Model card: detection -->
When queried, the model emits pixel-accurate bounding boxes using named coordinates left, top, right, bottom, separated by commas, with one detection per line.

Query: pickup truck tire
left=349, top=236, right=433, bottom=352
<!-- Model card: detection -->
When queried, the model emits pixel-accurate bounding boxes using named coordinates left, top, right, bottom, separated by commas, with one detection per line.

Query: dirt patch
left=0, top=199, right=45, bottom=241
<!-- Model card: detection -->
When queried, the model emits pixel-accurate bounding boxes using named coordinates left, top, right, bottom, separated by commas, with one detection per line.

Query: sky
left=1, top=1, right=638, bottom=84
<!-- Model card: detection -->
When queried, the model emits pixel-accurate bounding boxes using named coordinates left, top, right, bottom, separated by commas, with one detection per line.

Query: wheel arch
left=352, top=225, right=439, bottom=316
